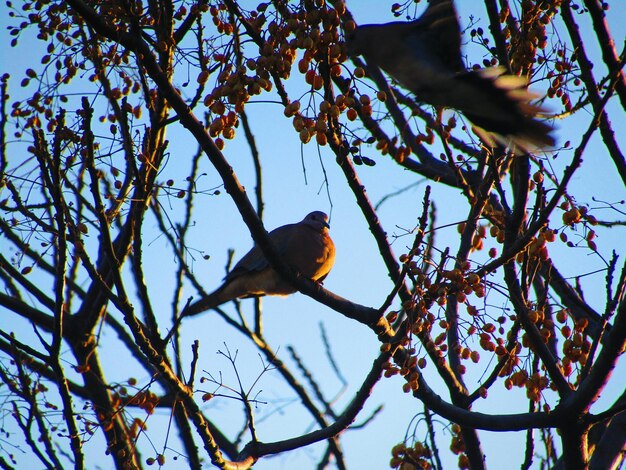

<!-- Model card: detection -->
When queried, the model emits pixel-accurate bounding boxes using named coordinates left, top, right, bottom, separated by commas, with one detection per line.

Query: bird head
left=302, top=211, right=330, bottom=231
left=344, top=23, right=372, bottom=59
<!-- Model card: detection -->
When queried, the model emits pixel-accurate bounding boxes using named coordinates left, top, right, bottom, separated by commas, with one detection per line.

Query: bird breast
left=287, top=228, right=335, bottom=281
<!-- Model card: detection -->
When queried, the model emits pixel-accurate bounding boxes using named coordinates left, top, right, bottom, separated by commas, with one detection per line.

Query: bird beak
left=323, top=220, right=330, bottom=229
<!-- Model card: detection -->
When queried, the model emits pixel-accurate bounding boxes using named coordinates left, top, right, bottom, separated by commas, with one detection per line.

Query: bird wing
left=456, top=69, right=555, bottom=149
left=224, top=223, right=295, bottom=282
left=350, top=1, right=463, bottom=105
left=404, top=0, right=463, bottom=74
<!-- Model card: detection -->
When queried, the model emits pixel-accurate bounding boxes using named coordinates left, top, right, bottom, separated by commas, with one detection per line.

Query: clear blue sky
left=1, top=2, right=625, bottom=469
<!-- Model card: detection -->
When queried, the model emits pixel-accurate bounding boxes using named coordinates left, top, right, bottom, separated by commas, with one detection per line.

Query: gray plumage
left=347, top=0, right=555, bottom=150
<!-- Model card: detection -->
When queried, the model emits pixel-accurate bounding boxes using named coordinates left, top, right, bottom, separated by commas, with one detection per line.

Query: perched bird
left=346, top=0, right=555, bottom=150
left=182, top=211, right=336, bottom=316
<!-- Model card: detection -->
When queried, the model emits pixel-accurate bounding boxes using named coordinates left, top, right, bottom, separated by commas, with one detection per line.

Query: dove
left=346, top=0, right=555, bottom=150
left=182, top=211, right=335, bottom=316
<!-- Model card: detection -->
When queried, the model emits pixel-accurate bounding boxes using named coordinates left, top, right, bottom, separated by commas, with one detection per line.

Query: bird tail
left=459, top=67, right=555, bottom=151
left=181, top=287, right=230, bottom=317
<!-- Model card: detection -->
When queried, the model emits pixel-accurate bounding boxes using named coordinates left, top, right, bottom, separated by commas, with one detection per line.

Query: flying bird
left=182, top=211, right=336, bottom=316
left=346, top=0, right=555, bottom=150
